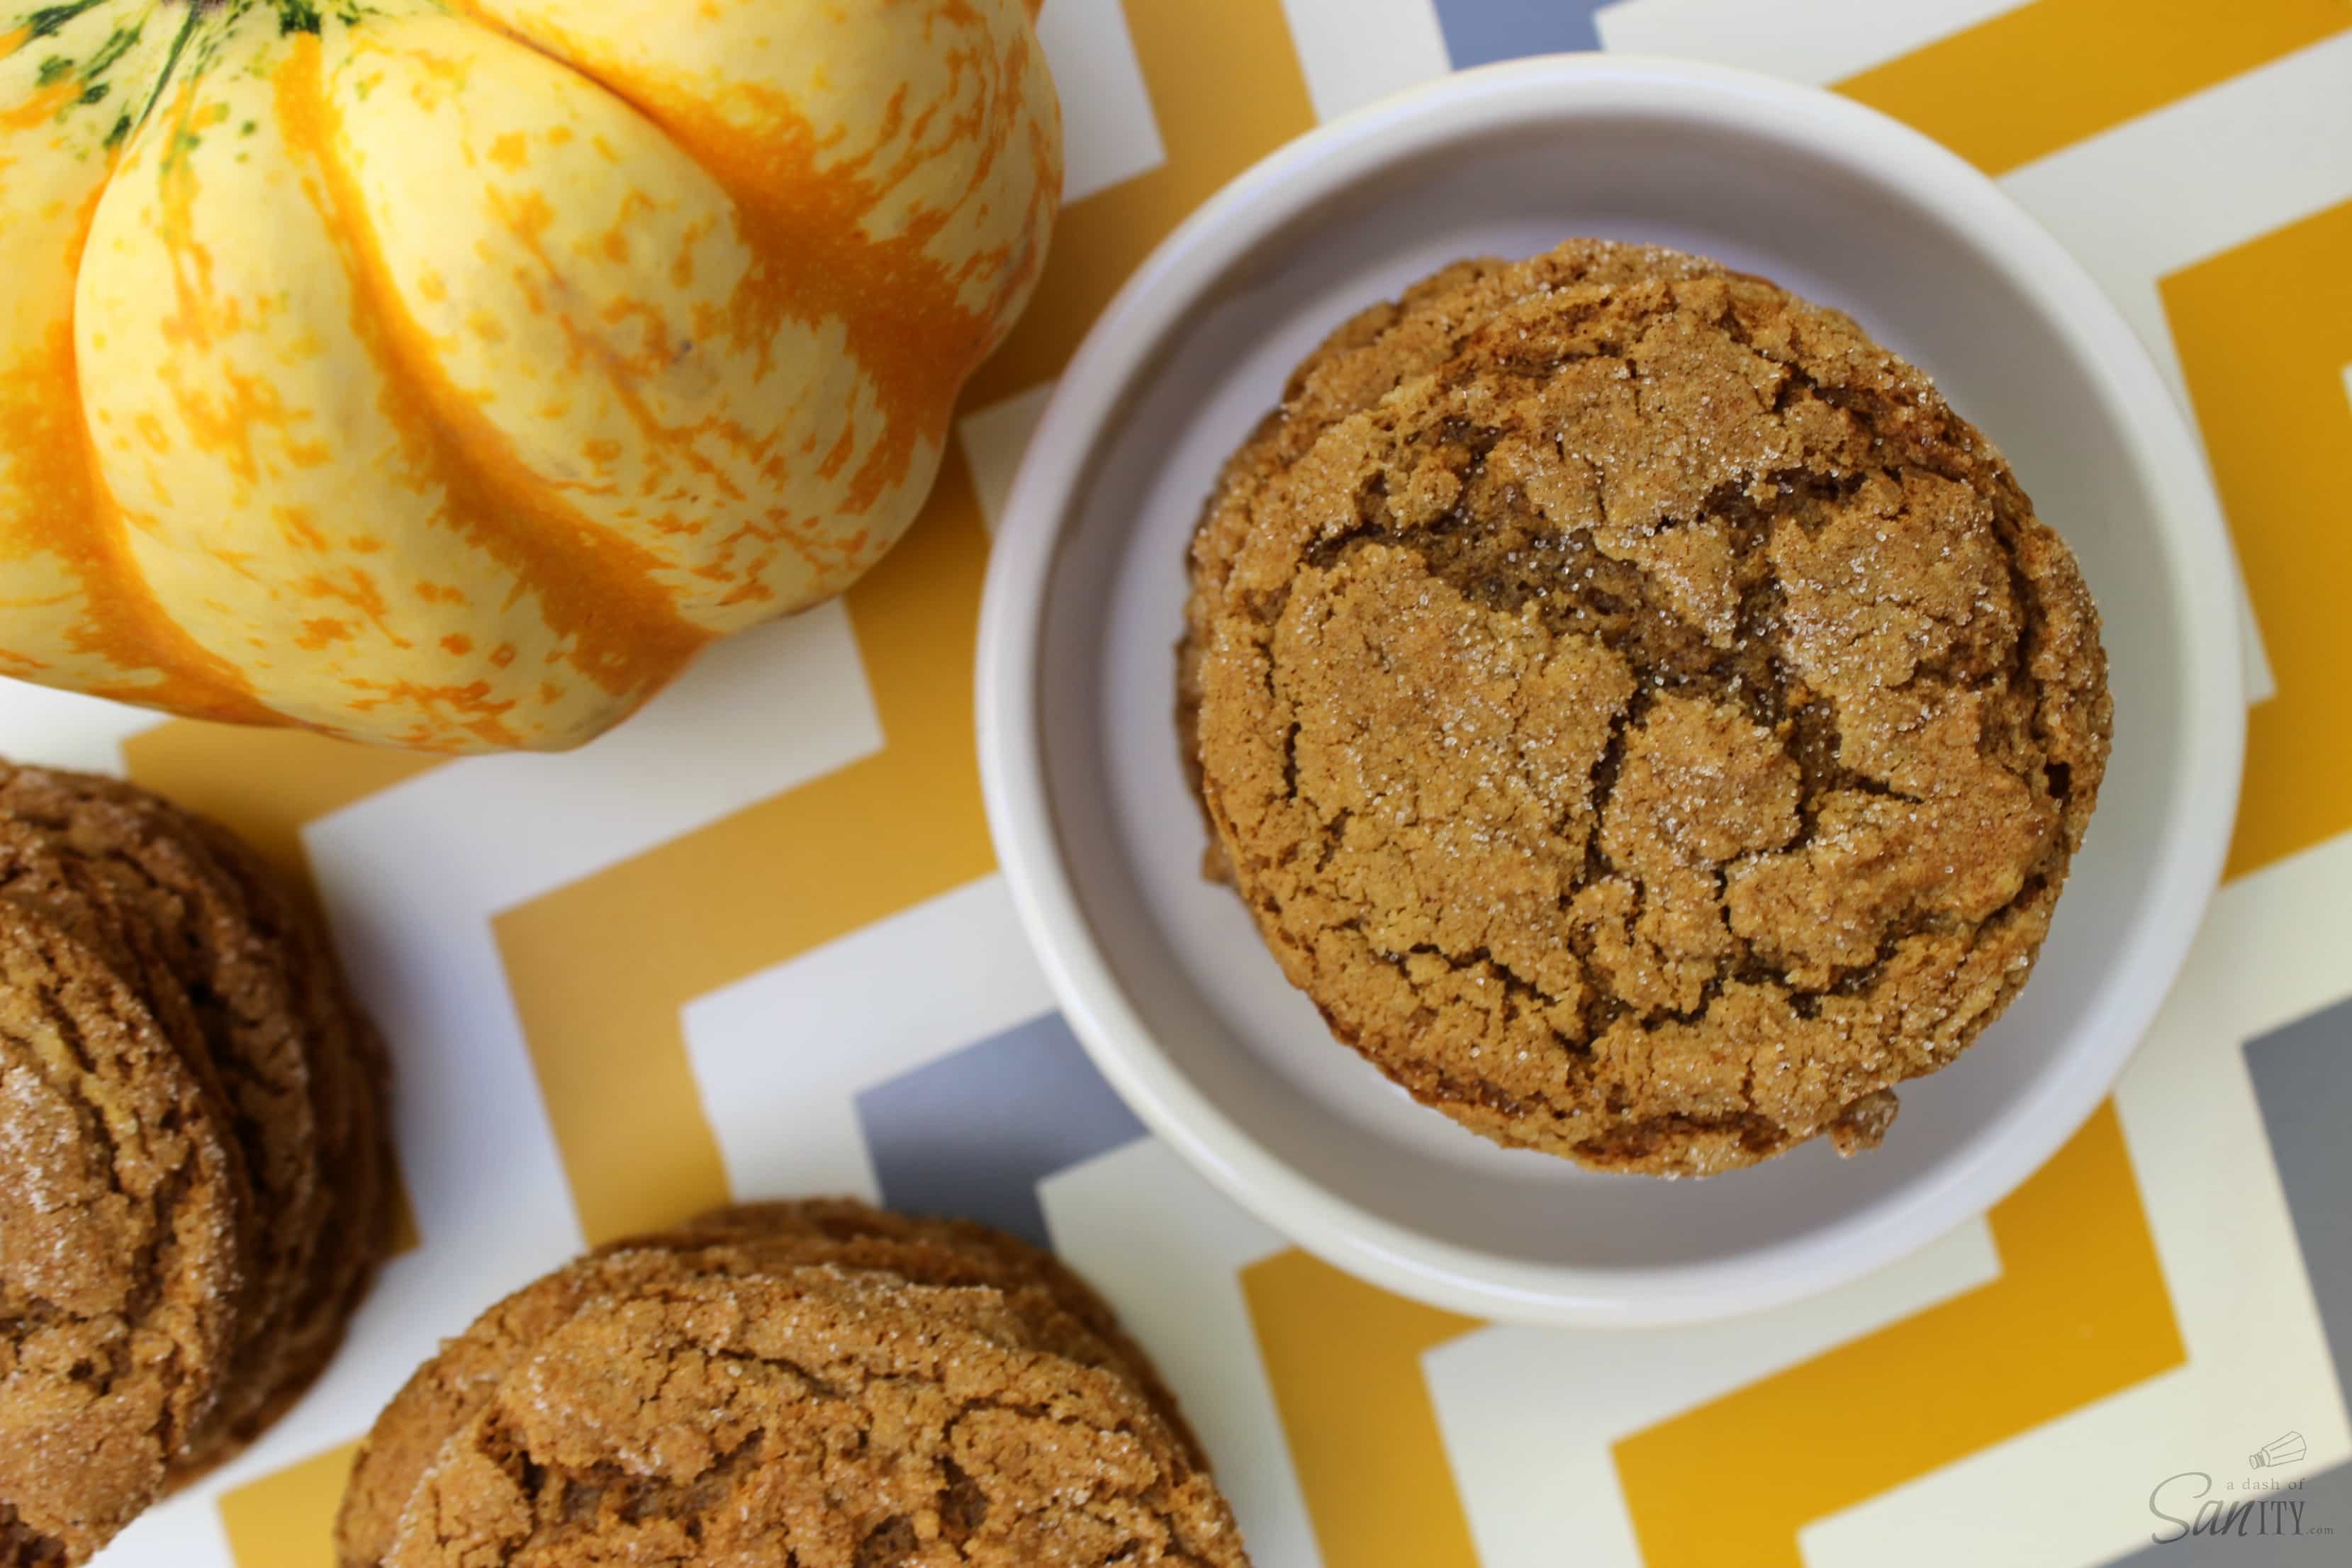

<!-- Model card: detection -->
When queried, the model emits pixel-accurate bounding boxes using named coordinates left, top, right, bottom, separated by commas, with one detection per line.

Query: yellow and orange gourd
left=0, top=0, right=1060, bottom=751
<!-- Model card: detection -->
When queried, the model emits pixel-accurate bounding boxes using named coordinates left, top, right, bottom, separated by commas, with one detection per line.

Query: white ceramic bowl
left=976, top=55, right=2243, bottom=1326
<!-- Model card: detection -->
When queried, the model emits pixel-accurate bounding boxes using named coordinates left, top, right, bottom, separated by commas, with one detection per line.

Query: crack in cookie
left=1181, top=240, right=2111, bottom=1176
left=340, top=1203, right=1248, bottom=1568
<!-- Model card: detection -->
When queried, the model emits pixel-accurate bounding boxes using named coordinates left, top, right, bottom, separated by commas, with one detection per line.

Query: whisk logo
left=2253, top=1432, right=2309, bottom=1469
left=2149, top=1430, right=2336, bottom=1547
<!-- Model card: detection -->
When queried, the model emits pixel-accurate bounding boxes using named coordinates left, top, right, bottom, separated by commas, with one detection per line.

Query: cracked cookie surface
left=0, top=764, right=393, bottom=1482
left=337, top=1202, right=1214, bottom=1568
left=0, top=901, right=247, bottom=1567
left=1183, top=240, right=2110, bottom=1175
left=1, top=763, right=393, bottom=1564
left=342, top=1201, right=1249, bottom=1568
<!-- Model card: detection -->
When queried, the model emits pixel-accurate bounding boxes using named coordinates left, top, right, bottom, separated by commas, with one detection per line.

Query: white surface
left=1279, top=0, right=1451, bottom=121
left=1035, top=0, right=1165, bottom=203
left=103, top=1494, right=235, bottom=1568
left=976, top=56, right=2246, bottom=1326
left=1595, top=0, right=2024, bottom=84
left=0, top=685, right=161, bottom=776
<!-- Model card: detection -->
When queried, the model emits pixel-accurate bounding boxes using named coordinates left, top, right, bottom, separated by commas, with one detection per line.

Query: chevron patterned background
left=18, top=2, right=2347, bottom=1564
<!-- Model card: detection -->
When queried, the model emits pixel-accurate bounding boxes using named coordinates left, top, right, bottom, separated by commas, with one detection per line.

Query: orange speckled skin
left=0, top=0, right=1060, bottom=751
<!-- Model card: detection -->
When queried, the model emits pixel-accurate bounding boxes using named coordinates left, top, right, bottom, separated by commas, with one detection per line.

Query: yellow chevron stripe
left=2161, top=198, right=2352, bottom=879
left=217, top=1440, right=359, bottom=1568
left=1244, top=1250, right=1482, bottom=1568
left=1838, top=0, right=2350, bottom=175
left=1617, top=1105, right=2182, bottom=1565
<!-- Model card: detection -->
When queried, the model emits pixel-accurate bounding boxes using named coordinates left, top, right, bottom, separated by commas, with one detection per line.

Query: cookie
left=0, top=900, right=249, bottom=1565
left=1178, top=257, right=1506, bottom=878
left=337, top=1202, right=1210, bottom=1567
left=0, top=764, right=373, bottom=1473
left=1185, top=239, right=2110, bottom=1175
left=678, top=1202, right=1205, bottom=1460
left=171, top=810, right=393, bottom=1465
left=0, top=818, right=225, bottom=1129
left=379, top=1267, right=1246, bottom=1568
left=0, top=759, right=393, bottom=1555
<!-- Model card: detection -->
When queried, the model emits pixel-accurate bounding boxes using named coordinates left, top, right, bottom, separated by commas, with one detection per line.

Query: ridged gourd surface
left=0, top=0, right=1060, bottom=751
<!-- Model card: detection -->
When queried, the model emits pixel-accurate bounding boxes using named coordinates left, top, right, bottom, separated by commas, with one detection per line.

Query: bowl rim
left=975, top=51, right=2246, bottom=1326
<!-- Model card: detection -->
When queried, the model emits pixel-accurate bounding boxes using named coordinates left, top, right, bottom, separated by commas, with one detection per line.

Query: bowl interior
left=1021, top=85, right=2218, bottom=1292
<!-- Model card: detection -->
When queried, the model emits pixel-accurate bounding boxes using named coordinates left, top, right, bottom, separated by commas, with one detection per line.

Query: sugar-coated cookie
left=1183, top=240, right=2110, bottom=1175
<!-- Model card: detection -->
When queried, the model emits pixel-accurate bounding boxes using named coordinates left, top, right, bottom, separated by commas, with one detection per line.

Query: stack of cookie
left=0, top=763, right=392, bottom=1566
left=337, top=1200, right=1253, bottom=1568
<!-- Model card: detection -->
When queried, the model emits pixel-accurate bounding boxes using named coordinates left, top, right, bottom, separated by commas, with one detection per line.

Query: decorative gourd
left=0, top=0, right=1059, bottom=751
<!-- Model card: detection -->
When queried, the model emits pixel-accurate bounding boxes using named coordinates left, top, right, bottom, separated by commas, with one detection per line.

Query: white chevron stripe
left=1279, top=0, right=1450, bottom=121
left=1041, top=0, right=1167, bottom=202
left=1594, top=0, right=2023, bottom=84
left=1998, top=30, right=2352, bottom=409
left=0, top=684, right=164, bottom=776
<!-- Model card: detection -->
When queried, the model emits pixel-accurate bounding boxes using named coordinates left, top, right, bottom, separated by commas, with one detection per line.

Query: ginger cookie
left=379, top=1267, right=1246, bottom=1568
left=0, top=764, right=383, bottom=1474
left=0, top=818, right=224, bottom=1130
left=1178, top=257, right=1506, bottom=877
left=0, top=900, right=248, bottom=1566
left=337, top=1202, right=1215, bottom=1568
left=1184, top=239, right=2110, bottom=1175
left=677, top=1202, right=1204, bottom=1460
left=0, top=760, right=392, bottom=1557
left=341, top=1213, right=1251, bottom=1568
left=169, top=810, right=393, bottom=1467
